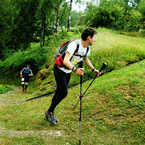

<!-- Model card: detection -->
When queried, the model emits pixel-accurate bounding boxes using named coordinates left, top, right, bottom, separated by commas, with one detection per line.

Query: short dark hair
left=26, top=65, right=30, bottom=69
left=81, top=27, right=97, bottom=41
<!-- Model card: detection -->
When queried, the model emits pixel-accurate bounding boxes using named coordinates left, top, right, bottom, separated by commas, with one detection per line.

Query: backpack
left=54, top=40, right=89, bottom=68
left=54, top=40, right=79, bottom=67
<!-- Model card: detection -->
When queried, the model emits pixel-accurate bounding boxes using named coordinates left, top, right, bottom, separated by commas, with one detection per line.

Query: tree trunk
left=67, top=0, right=73, bottom=32
left=55, top=9, right=59, bottom=33
left=40, top=13, right=46, bottom=47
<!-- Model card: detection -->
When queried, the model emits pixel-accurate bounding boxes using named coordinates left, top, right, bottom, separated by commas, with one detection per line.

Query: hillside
left=0, top=59, right=145, bottom=144
left=0, top=28, right=145, bottom=144
left=34, top=28, right=145, bottom=96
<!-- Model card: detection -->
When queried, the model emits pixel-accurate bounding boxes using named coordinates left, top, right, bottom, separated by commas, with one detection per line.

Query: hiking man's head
left=26, top=65, right=30, bottom=70
left=81, top=27, right=97, bottom=46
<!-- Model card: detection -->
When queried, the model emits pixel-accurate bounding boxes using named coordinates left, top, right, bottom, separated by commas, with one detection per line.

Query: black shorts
left=21, top=77, right=29, bottom=84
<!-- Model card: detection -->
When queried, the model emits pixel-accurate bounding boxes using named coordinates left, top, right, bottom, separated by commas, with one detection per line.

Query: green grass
left=35, top=27, right=145, bottom=95
left=0, top=27, right=145, bottom=144
left=0, top=84, right=11, bottom=94
left=0, top=60, right=145, bottom=145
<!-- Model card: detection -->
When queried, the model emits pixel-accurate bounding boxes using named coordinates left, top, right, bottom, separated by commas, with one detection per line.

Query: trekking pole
left=73, top=63, right=107, bottom=110
left=79, top=61, right=83, bottom=145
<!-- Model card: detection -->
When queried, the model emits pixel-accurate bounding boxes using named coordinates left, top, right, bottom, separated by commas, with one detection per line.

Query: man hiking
left=20, top=65, right=33, bottom=92
left=45, top=27, right=101, bottom=124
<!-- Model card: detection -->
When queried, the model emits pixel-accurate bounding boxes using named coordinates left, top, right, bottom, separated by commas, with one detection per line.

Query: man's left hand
left=93, top=69, right=101, bottom=76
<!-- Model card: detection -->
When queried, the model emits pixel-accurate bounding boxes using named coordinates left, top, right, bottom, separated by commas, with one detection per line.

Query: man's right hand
left=75, top=68, right=84, bottom=75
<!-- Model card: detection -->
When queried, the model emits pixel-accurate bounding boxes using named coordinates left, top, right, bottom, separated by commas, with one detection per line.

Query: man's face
left=88, top=34, right=96, bottom=46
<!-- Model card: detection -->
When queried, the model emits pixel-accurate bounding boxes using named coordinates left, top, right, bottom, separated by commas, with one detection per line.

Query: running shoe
left=45, top=111, right=59, bottom=124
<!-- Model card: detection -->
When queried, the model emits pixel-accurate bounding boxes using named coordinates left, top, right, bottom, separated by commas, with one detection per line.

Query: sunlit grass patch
left=0, top=85, right=11, bottom=94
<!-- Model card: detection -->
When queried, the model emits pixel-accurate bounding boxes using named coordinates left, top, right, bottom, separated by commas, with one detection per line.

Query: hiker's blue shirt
left=21, top=68, right=33, bottom=78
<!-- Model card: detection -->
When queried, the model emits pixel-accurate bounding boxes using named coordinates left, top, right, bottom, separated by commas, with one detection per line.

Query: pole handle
left=99, top=62, right=107, bottom=72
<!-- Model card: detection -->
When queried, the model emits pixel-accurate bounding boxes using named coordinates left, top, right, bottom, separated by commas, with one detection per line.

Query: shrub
left=0, top=85, right=11, bottom=94
left=124, top=9, right=142, bottom=31
left=0, top=45, right=48, bottom=78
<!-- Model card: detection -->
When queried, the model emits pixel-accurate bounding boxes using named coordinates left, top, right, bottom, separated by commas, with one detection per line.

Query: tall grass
left=35, top=27, right=145, bottom=95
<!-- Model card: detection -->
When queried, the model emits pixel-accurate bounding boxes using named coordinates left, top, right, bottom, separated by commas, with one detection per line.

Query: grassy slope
left=0, top=60, right=145, bottom=145
left=34, top=28, right=145, bottom=96
left=0, top=28, right=145, bottom=144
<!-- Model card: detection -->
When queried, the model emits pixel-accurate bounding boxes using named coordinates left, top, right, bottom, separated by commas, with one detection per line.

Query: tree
left=0, top=0, right=39, bottom=58
left=0, top=0, right=10, bottom=59
left=11, top=0, right=39, bottom=49
left=84, top=0, right=128, bottom=29
left=67, top=0, right=73, bottom=32
left=138, top=0, right=145, bottom=21
left=67, top=0, right=82, bottom=31
left=59, top=2, right=70, bottom=28
left=53, top=0, right=66, bottom=33
left=83, top=0, right=142, bottom=31
left=36, top=0, right=54, bottom=47
left=71, top=10, right=84, bottom=27
left=124, top=9, right=142, bottom=31
left=36, top=0, right=67, bottom=46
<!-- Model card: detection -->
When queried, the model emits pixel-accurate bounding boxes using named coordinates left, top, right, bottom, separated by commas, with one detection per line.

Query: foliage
left=0, top=0, right=12, bottom=59
left=0, top=26, right=84, bottom=81
left=59, top=2, right=70, bottom=28
left=84, top=0, right=142, bottom=31
left=36, top=0, right=60, bottom=46
left=0, top=0, right=39, bottom=59
left=0, top=0, right=144, bottom=60
left=0, top=0, right=70, bottom=59
left=11, top=0, right=39, bottom=49
left=124, top=9, right=142, bottom=31
left=59, top=5, right=85, bottom=28
left=0, top=44, right=48, bottom=78
left=138, top=0, right=145, bottom=22
left=71, top=10, right=84, bottom=27
left=0, top=85, right=11, bottom=94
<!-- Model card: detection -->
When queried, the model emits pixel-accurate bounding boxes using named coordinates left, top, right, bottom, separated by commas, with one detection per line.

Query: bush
left=124, top=9, right=142, bottom=31
left=84, top=0, right=143, bottom=31
left=0, top=84, right=11, bottom=94
left=0, top=45, right=48, bottom=78
left=0, top=27, right=82, bottom=80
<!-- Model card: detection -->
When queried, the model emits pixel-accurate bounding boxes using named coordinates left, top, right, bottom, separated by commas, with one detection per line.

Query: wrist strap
left=72, top=66, right=76, bottom=72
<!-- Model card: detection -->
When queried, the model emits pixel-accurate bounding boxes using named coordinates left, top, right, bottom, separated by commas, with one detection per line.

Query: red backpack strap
left=61, top=41, right=72, bottom=47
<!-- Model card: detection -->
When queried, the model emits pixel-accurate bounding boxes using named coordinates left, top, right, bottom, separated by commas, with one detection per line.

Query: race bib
left=73, top=60, right=79, bottom=65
